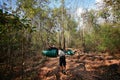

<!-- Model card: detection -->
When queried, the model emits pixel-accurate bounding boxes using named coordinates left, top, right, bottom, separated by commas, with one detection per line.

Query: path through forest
left=38, top=53, right=120, bottom=80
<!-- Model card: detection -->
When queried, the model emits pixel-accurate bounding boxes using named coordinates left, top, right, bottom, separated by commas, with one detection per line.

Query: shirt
left=58, top=50, right=65, bottom=57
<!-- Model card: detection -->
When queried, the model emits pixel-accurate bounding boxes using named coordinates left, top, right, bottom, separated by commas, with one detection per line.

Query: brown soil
left=38, top=53, right=120, bottom=80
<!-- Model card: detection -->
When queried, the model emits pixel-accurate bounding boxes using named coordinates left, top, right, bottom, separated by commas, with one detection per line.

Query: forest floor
left=38, top=52, right=120, bottom=80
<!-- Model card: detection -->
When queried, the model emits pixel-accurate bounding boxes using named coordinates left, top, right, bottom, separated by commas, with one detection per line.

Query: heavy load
left=42, top=48, right=75, bottom=57
left=42, top=48, right=58, bottom=57
left=65, top=49, right=74, bottom=55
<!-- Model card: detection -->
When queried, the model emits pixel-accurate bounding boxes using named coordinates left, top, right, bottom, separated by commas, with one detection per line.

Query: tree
left=0, top=8, right=35, bottom=79
left=103, top=0, right=120, bottom=23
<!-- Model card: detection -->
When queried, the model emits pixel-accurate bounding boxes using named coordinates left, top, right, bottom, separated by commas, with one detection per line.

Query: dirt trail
left=38, top=53, right=120, bottom=80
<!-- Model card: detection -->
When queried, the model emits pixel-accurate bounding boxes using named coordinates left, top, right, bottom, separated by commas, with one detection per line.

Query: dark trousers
left=59, top=56, right=66, bottom=67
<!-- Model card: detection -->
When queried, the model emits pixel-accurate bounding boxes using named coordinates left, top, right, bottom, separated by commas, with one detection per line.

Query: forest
left=0, top=0, right=120, bottom=80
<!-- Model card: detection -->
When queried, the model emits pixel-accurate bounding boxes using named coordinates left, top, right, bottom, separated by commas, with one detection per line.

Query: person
left=58, top=47, right=66, bottom=74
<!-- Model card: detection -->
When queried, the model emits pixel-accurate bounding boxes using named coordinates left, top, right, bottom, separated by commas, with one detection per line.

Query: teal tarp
left=65, top=49, right=74, bottom=55
left=42, top=49, right=74, bottom=57
left=42, top=49, right=58, bottom=57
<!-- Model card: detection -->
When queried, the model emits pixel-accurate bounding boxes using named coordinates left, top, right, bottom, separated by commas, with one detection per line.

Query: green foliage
left=99, top=24, right=120, bottom=53
left=0, top=9, right=36, bottom=79
left=17, top=0, right=49, bottom=18
left=84, top=23, right=120, bottom=53
left=103, top=0, right=120, bottom=23
left=78, top=2, right=120, bottom=53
